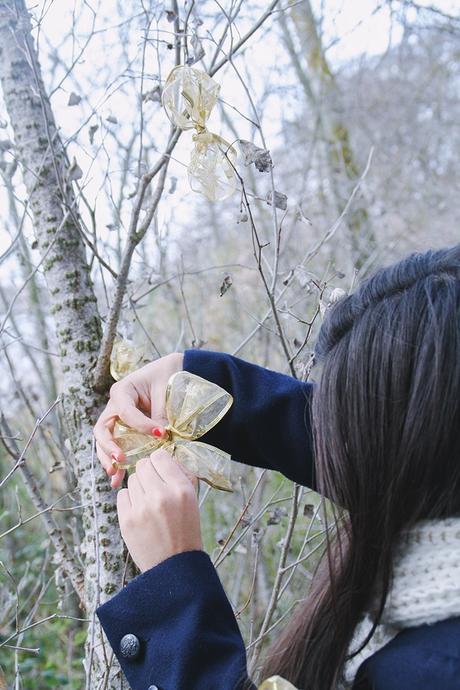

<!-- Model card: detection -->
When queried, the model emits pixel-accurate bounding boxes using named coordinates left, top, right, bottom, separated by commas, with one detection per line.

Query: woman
left=94, top=245, right=460, bottom=690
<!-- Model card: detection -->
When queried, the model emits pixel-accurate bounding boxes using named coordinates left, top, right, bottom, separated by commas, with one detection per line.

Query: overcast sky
left=0, top=0, right=457, bottom=262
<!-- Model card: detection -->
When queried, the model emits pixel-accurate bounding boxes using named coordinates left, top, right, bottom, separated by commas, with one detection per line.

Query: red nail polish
left=152, top=427, right=163, bottom=438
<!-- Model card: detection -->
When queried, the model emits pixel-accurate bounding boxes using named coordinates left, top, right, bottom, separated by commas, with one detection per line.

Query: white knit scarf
left=342, top=516, right=460, bottom=688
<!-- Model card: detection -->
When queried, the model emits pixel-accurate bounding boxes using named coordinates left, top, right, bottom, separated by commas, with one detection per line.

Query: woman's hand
left=117, top=449, right=203, bottom=572
left=94, top=352, right=184, bottom=488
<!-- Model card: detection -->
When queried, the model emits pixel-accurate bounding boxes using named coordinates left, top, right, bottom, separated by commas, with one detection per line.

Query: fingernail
left=152, top=427, right=163, bottom=438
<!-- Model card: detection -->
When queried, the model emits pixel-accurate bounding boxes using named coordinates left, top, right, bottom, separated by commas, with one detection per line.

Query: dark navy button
left=120, top=633, right=140, bottom=659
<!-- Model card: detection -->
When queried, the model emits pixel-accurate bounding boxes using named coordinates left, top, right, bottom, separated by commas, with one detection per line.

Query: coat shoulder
left=353, top=617, right=460, bottom=690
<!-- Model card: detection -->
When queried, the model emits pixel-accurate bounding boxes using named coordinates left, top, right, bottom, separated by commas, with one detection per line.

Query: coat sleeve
left=96, top=550, right=256, bottom=690
left=182, top=349, right=315, bottom=489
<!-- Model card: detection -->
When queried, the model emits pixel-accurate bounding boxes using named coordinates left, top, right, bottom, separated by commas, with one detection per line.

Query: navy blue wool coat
left=96, top=349, right=460, bottom=690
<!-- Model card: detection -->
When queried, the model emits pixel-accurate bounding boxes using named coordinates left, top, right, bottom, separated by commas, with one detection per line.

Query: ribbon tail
left=172, top=440, right=233, bottom=492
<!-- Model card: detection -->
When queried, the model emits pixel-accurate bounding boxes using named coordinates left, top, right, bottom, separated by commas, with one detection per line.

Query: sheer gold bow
left=111, top=366, right=234, bottom=492
left=161, top=65, right=237, bottom=201
left=257, top=676, right=298, bottom=690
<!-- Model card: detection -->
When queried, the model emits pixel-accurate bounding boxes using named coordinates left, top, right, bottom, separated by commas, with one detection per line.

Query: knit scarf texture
left=342, top=516, right=460, bottom=687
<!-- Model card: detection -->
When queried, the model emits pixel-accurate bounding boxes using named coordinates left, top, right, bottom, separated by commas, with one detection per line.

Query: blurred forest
left=0, top=0, right=459, bottom=688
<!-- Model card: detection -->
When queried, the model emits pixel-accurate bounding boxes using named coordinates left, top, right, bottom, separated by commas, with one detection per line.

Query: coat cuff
left=182, top=348, right=315, bottom=488
left=183, top=347, right=234, bottom=388
left=96, top=549, right=251, bottom=690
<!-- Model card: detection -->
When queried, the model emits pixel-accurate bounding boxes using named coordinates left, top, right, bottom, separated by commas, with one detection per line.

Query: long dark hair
left=259, top=245, right=460, bottom=689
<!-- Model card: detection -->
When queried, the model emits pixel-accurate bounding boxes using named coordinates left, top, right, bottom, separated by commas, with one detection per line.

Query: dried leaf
left=68, top=91, right=81, bottom=106
left=295, top=208, right=312, bottom=225
left=89, top=124, right=99, bottom=144
left=68, top=157, right=83, bottom=182
left=303, top=503, right=315, bottom=518
left=191, top=337, right=207, bottom=348
left=236, top=211, right=248, bottom=224
left=266, top=190, right=287, bottom=211
left=252, top=527, right=263, bottom=545
left=241, top=514, right=252, bottom=528
left=320, top=287, right=347, bottom=317
left=219, top=274, right=232, bottom=297
left=165, top=9, right=177, bottom=22
left=168, top=176, right=177, bottom=194
left=142, top=85, right=161, bottom=103
left=267, top=507, right=287, bottom=525
left=330, top=287, right=346, bottom=304
left=189, top=32, right=206, bottom=64
left=106, top=115, right=118, bottom=125
left=239, top=139, right=272, bottom=172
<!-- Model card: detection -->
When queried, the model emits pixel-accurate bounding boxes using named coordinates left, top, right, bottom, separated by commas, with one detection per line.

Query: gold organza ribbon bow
left=161, top=65, right=237, bottom=201
left=257, top=676, right=298, bottom=690
left=111, top=365, right=234, bottom=492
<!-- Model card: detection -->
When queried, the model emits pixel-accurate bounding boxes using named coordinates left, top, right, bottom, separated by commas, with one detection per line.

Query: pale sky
left=0, top=0, right=457, bottom=263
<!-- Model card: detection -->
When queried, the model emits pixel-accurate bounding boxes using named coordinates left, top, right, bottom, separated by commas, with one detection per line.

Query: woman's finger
left=135, top=455, right=165, bottom=491
left=111, top=381, right=158, bottom=435
left=127, top=470, right=146, bottom=506
left=94, top=414, right=125, bottom=464
left=150, top=378, right=168, bottom=430
left=95, top=441, right=117, bottom=476
left=149, top=447, right=198, bottom=489
left=94, top=435, right=127, bottom=487
left=116, top=487, right=132, bottom=521
left=110, top=466, right=126, bottom=489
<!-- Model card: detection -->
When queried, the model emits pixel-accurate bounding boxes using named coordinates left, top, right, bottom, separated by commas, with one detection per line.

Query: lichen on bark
left=0, top=2, right=126, bottom=686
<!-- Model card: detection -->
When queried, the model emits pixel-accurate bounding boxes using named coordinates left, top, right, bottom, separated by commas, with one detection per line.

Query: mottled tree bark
left=0, top=1, right=124, bottom=686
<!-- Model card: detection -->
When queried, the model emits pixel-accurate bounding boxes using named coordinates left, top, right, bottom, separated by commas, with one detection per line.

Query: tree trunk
left=280, top=3, right=377, bottom=269
left=0, top=1, right=124, bottom=686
